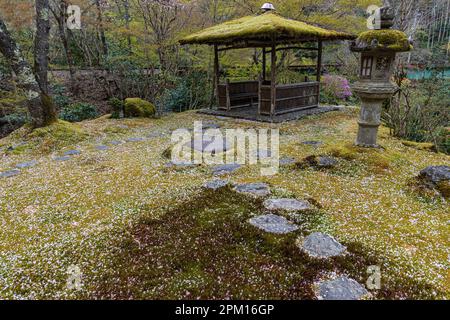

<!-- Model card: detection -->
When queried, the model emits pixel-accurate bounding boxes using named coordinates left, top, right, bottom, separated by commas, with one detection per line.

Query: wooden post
left=213, top=44, right=220, bottom=108
left=316, top=40, right=323, bottom=106
left=262, top=47, right=266, bottom=82
left=225, top=79, right=231, bottom=111
left=270, top=42, right=277, bottom=118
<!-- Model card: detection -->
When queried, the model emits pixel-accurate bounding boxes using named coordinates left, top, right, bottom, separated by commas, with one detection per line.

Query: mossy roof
left=180, top=12, right=355, bottom=46
left=351, top=29, right=412, bottom=52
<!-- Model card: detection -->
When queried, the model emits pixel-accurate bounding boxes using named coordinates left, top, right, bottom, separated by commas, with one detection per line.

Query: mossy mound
left=124, top=98, right=156, bottom=118
left=1, top=120, right=88, bottom=154
left=402, top=141, right=436, bottom=152
left=353, top=29, right=412, bottom=52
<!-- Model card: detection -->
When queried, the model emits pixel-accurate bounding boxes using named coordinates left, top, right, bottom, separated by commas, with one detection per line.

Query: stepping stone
left=15, top=160, right=37, bottom=169
left=315, top=276, right=369, bottom=300
left=127, top=137, right=145, bottom=142
left=147, top=132, right=164, bottom=138
left=317, top=156, right=338, bottom=168
left=254, top=149, right=272, bottom=160
left=109, top=140, right=122, bottom=146
left=54, top=156, right=71, bottom=162
left=279, top=157, right=296, bottom=166
left=419, top=166, right=450, bottom=184
left=212, top=164, right=241, bottom=175
left=202, top=123, right=221, bottom=130
left=95, top=145, right=109, bottom=151
left=263, top=198, right=313, bottom=212
left=165, top=161, right=196, bottom=168
left=249, top=214, right=299, bottom=234
left=64, top=150, right=81, bottom=156
left=187, top=137, right=231, bottom=154
left=301, top=232, right=346, bottom=258
left=302, top=141, right=323, bottom=147
left=0, top=169, right=21, bottom=178
left=234, top=183, right=271, bottom=197
left=203, top=179, right=229, bottom=190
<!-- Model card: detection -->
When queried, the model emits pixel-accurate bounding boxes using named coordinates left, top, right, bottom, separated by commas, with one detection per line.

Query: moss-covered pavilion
left=180, top=8, right=355, bottom=121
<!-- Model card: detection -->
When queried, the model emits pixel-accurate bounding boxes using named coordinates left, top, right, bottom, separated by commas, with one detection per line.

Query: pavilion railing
left=259, top=82, right=320, bottom=115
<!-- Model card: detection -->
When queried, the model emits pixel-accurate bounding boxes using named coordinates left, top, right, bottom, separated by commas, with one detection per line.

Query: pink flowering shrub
left=321, top=74, right=352, bottom=104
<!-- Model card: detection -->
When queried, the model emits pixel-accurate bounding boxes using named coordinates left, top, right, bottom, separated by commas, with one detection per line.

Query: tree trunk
left=0, top=5, right=56, bottom=128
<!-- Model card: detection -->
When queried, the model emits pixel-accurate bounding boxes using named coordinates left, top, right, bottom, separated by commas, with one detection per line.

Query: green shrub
left=124, top=98, right=156, bottom=118
left=109, top=98, right=124, bottom=119
left=59, top=102, right=99, bottom=122
left=53, top=94, right=71, bottom=109
left=163, top=71, right=211, bottom=112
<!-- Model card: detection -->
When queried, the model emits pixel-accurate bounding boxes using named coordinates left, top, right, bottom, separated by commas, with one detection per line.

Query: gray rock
left=264, top=198, right=313, bottom=212
left=64, top=150, right=81, bottom=156
left=317, top=156, right=338, bottom=168
left=54, top=156, right=71, bottom=162
left=0, top=169, right=21, bottom=178
left=165, top=161, right=196, bottom=168
left=249, top=214, right=299, bottom=234
left=15, top=160, right=37, bottom=169
left=255, top=149, right=272, bottom=160
left=187, top=136, right=231, bottom=154
left=203, top=179, right=229, bottom=190
left=234, top=183, right=271, bottom=197
left=109, top=140, right=122, bottom=146
left=419, top=166, right=450, bottom=184
left=302, top=141, right=323, bottom=147
left=279, top=157, right=296, bottom=166
left=212, top=164, right=241, bottom=175
left=95, top=145, right=109, bottom=151
left=147, top=132, right=164, bottom=138
left=316, top=276, right=369, bottom=300
left=301, top=232, right=346, bottom=258
left=127, top=137, right=145, bottom=142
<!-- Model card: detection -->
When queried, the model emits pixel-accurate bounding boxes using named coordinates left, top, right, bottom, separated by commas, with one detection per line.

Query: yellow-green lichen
left=124, top=98, right=156, bottom=118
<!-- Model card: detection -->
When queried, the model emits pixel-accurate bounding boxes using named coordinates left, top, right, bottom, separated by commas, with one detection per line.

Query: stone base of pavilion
left=198, top=105, right=341, bottom=123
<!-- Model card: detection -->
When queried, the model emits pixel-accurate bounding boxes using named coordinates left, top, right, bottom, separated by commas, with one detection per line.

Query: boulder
left=124, top=98, right=156, bottom=118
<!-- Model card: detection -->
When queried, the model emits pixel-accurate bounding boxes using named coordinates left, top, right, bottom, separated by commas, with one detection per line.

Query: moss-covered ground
left=0, top=108, right=448, bottom=299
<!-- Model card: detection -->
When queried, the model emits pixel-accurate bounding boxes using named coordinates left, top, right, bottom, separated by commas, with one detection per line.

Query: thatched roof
left=180, top=12, right=355, bottom=46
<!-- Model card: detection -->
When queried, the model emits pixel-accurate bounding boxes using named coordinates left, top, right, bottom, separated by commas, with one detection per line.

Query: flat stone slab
left=127, top=137, right=145, bottom=142
left=203, top=179, right=229, bottom=190
left=0, top=169, right=21, bottom=178
left=249, top=214, right=299, bottom=234
left=234, top=183, right=271, bottom=197
left=212, top=164, right=241, bottom=175
left=95, top=145, right=109, bottom=151
left=64, top=150, right=81, bottom=156
left=187, top=137, right=231, bottom=154
left=317, top=156, right=338, bottom=168
left=302, top=141, right=323, bottom=147
left=316, top=276, right=369, bottom=300
left=419, top=166, right=450, bottom=184
left=301, top=232, right=346, bottom=258
left=16, top=160, right=37, bottom=169
left=54, top=156, right=71, bottom=162
left=279, top=157, right=296, bottom=166
left=109, top=140, right=122, bottom=145
left=264, top=198, right=313, bottom=212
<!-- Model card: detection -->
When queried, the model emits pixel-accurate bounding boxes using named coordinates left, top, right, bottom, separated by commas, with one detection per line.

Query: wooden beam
left=316, top=40, right=322, bottom=82
left=270, top=42, right=277, bottom=118
left=266, top=46, right=319, bottom=53
left=316, top=40, right=323, bottom=105
left=214, top=44, right=220, bottom=107
left=262, top=47, right=266, bottom=81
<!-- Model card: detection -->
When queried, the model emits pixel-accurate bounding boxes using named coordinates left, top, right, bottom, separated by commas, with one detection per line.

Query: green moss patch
left=356, top=29, right=412, bottom=52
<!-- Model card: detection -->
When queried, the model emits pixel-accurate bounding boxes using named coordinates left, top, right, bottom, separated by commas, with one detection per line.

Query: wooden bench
left=218, top=80, right=259, bottom=110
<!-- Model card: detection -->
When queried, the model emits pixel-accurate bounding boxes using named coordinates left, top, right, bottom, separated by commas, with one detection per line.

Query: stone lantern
left=350, top=4, right=412, bottom=147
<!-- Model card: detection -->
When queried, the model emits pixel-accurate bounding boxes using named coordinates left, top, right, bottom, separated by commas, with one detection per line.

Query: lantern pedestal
left=352, top=81, right=397, bottom=147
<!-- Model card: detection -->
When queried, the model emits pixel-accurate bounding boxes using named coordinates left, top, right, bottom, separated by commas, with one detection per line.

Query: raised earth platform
left=198, top=105, right=341, bottom=123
